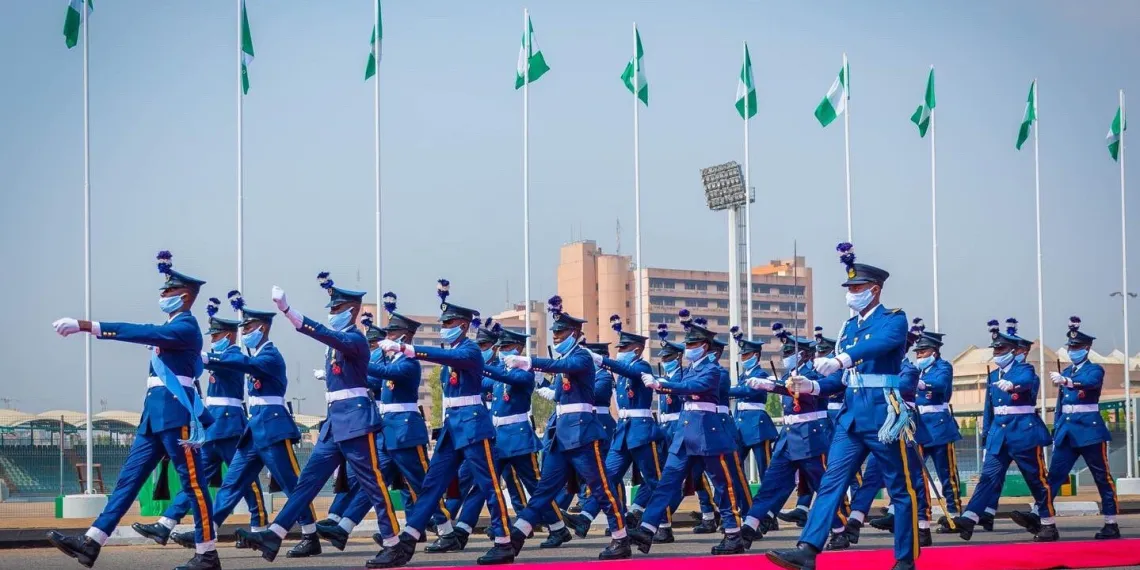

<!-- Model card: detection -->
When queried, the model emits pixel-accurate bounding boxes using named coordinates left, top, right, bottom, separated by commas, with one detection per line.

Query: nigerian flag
left=735, top=43, right=756, bottom=120
left=365, top=0, right=382, bottom=80
left=622, top=27, right=648, bottom=106
left=814, top=55, right=849, bottom=127
left=1015, top=80, right=1037, bottom=151
left=1107, top=104, right=1126, bottom=162
left=240, top=0, right=254, bottom=95
left=910, top=66, right=936, bottom=138
left=63, top=0, right=92, bottom=49
left=515, top=14, right=549, bottom=89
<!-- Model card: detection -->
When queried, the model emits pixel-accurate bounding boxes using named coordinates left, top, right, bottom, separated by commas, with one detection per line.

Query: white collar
left=857, top=303, right=883, bottom=324
left=252, top=341, right=272, bottom=357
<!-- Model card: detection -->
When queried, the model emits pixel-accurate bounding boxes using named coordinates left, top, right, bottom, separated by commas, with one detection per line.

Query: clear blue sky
left=2, top=0, right=1138, bottom=412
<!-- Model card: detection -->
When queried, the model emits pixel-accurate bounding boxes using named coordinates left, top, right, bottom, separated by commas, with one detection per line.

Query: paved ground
left=3, top=514, right=1139, bottom=570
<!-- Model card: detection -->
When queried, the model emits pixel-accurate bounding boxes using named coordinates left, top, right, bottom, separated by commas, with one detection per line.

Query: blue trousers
left=441, top=462, right=473, bottom=522
left=273, top=432, right=398, bottom=536
left=560, top=436, right=617, bottom=511
left=581, top=441, right=663, bottom=517
left=644, top=448, right=741, bottom=531
left=965, top=445, right=1053, bottom=519
left=1048, top=440, right=1117, bottom=516
left=404, top=434, right=509, bottom=538
left=337, top=444, right=446, bottom=535
left=748, top=454, right=845, bottom=530
left=458, top=452, right=563, bottom=528
left=518, top=440, right=625, bottom=533
left=801, top=428, right=924, bottom=563
left=667, top=456, right=717, bottom=516
left=850, top=455, right=884, bottom=515
left=328, top=490, right=352, bottom=519
left=164, top=436, right=266, bottom=527
left=214, top=438, right=315, bottom=528
left=920, top=443, right=962, bottom=515
left=93, top=427, right=215, bottom=545
left=741, top=440, right=774, bottom=480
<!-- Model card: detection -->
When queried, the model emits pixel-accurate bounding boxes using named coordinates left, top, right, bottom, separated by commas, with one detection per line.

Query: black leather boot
left=234, top=528, right=282, bottom=563
left=173, top=550, right=222, bottom=570
left=918, top=528, right=932, bottom=547
left=1010, top=510, right=1042, bottom=534
left=777, top=508, right=808, bottom=527
left=765, top=542, right=820, bottom=570
left=1034, top=524, right=1059, bottom=542
left=825, top=531, right=850, bottom=551
left=758, top=515, right=781, bottom=534
left=951, top=516, right=975, bottom=541
left=627, top=526, right=654, bottom=554
left=711, top=532, right=745, bottom=555
left=287, top=533, right=322, bottom=557
left=692, top=518, right=719, bottom=534
left=132, top=522, right=172, bottom=546
left=47, top=532, right=101, bottom=569
left=539, top=526, right=572, bottom=548
left=598, top=537, right=632, bottom=560
left=652, top=526, right=674, bottom=544
left=869, top=513, right=895, bottom=532
left=475, top=542, right=516, bottom=565
left=890, top=559, right=917, bottom=570
left=1096, top=523, right=1121, bottom=540
left=935, top=515, right=955, bottom=534
left=565, top=513, right=592, bottom=538
left=366, top=533, right=417, bottom=569
left=979, top=512, right=995, bottom=532
left=425, top=528, right=469, bottom=553
left=316, top=522, right=349, bottom=551
left=740, top=524, right=761, bottom=550
left=625, top=510, right=643, bottom=529
left=844, top=519, right=862, bottom=544
left=170, top=530, right=196, bottom=549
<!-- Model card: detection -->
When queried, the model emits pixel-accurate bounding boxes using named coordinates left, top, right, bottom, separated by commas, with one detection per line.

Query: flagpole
left=929, top=73, right=939, bottom=331
left=632, top=22, right=644, bottom=336
left=1032, top=79, right=1047, bottom=457
left=1119, top=88, right=1134, bottom=478
left=236, top=0, right=245, bottom=295
left=374, top=0, right=382, bottom=304
left=743, top=41, right=754, bottom=341
left=82, top=0, right=93, bottom=495
left=842, top=53, right=852, bottom=242
left=522, top=8, right=532, bottom=355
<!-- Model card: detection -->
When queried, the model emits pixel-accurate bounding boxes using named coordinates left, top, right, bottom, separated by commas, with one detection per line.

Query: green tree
left=427, top=366, right=442, bottom=428
left=531, top=392, right=554, bottom=432
left=765, top=394, right=783, bottom=418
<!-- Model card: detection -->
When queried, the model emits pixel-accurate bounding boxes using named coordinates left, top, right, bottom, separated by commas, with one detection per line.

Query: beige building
left=557, top=240, right=814, bottom=359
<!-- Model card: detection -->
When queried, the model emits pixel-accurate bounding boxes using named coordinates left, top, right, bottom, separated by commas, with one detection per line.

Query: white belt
left=378, top=402, right=419, bottom=414
left=147, top=376, right=194, bottom=389
left=683, top=402, right=718, bottom=413
left=827, top=402, right=843, bottom=410
left=736, top=403, right=766, bottom=411
left=618, top=409, right=653, bottom=419
left=556, top=403, right=595, bottom=415
left=659, top=413, right=680, bottom=423
left=993, top=405, right=1036, bottom=416
left=326, top=387, right=370, bottom=403
left=1062, top=404, right=1100, bottom=414
left=717, top=405, right=730, bottom=414
left=443, top=395, right=483, bottom=410
left=205, top=397, right=243, bottom=408
left=783, top=410, right=829, bottom=425
left=918, top=404, right=949, bottom=414
left=493, top=413, right=531, bottom=427
left=847, top=373, right=900, bottom=389
left=249, top=396, right=285, bottom=407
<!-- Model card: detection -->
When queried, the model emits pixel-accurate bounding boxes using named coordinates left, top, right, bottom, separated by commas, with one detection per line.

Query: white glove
left=201, top=352, right=209, bottom=365
left=271, top=286, right=289, bottom=312
left=53, top=318, right=81, bottom=337
left=917, top=379, right=927, bottom=391
left=995, top=379, right=1015, bottom=392
left=786, top=375, right=816, bottom=394
left=747, top=377, right=776, bottom=391
left=378, top=339, right=400, bottom=354
left=1048, top=371, right=1073, bottom=387
left=640, top=373, right=658, bottom=387
left=503, top=355, right=532, bottom=371
left=590, top=351, right=604, bottom=366
left=536, top=387, right=556, bottom=400
left=644, top=378, right=661, bottom=390
left=813, top=357, right=842, bottom=376
left=313, top=369, right=326, bottom=381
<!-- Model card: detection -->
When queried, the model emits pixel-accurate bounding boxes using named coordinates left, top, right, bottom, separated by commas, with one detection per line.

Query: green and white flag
left=1015, top=80, right=1037, bottom=150
left=910, top=66, right=936, bottom=138
left=1107, top=105, right=1126, bottom=162
left=514, top=14, right=549, bottom=89
left=814, top=56, right=849, bottom=127
left=621, top=27, right=648, bottom=106
left=63, top=0, right=92, bottom=50
left=735, top=43, right=757, bottom=120
left=240, top=0, right=254, bottom=95
left=365, top=0, right=382, bottom=80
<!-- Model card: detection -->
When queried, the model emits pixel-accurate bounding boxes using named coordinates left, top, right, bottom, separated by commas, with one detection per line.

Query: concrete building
left=490, top=301, right=548, bottom=357
left=557, top=240, right=813, bottom=360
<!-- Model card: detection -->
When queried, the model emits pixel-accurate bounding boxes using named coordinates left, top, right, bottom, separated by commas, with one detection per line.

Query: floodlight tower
left=701, top=161, right=751, bottom=382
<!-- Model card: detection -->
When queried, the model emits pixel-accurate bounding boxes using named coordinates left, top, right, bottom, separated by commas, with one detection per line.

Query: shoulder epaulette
left=888, top=307, right=903, bottom=314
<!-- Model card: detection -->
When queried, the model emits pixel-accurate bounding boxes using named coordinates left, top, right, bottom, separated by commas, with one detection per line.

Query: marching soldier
left=557, top=342, right=620, bottom=517
left=237, top=273, right=401, bottom=567
left=48, top=251, right=219, bottom=570
left=132, top=297, right=268, bottom=548
left=912, top=325, right=963, bottom=530
left=951, top=319, right=1056, bottom=542
left=768, top=242, right=925, bottom=570
left=727, top=327, right=779, bottom=494
left=779, top=327, right=838, bottom=529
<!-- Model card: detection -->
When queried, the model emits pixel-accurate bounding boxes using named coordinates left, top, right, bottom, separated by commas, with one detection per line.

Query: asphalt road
left=2, top=514, right=1137, bottom=570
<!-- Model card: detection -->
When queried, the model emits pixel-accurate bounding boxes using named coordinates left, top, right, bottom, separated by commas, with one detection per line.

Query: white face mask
left=782, top=354, right=799, bottom=370
left=846, top=288, right=876, bottom=312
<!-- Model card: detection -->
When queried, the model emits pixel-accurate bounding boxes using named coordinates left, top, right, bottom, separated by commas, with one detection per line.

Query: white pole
left=930, top=72, right=940, bottom=332
left=82, top=0, right=93, bottom=494
left=743, top=40, right=754, bottom=341
left=373, top=0, right=381, bottom=303
left=522, top=9, right=532, bottom=355
left=1119, top=89, right=1134, bottom=478
left=237, top=0, right=244, bottom=295
left=1032, top=80, right=1048, bottom=460
left=842, top=53, right=852, bottom=243
left=728, top=207, right=740, bottom=383
left=633, top=22, right=644, bottom=335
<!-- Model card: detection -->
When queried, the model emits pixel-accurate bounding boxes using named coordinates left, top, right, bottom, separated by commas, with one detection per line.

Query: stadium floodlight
left=701, top=161, right=748, bottom=211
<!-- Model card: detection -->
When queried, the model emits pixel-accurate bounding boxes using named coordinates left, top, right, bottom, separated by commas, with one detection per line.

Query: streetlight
left=700, top=161, right=751, bottom=384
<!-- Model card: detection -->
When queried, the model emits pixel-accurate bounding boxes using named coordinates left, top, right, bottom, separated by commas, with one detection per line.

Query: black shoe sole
left=599, top=552, right=632, bottom=560
left=476, top=555, right=516, bottom=565
left=712, top=548, right=746, bottom=555
left=132, top=525, right=169, bottom=546
left=765, top=552, right=808, bottom=570
left=286, top=549, right=322, bottom=558
left=47, top=535, right=96, bottom=569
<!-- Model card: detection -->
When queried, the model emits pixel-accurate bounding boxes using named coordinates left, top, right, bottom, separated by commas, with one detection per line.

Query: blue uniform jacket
left=482, top=364, right=541, bottom=458
left=415, top=337, right=495, bottom=450
left=770, top=364, right=831, bottom=460
left=98, top=312, right=212, bottom=435
left=656, top=358, right=736, bottom=456
left=915, top=358, right=961, bottom=446
left=531, top=345, right=607, bottom=452
left=207, top=342, right=300, bottom=448
left=366, top=353, right=428, bottom=450
left=201, top=344, right=249, bottom=442
left=729, top=367, right=779, bottom=446
left=601, top=357, right=662, bottom=451
left=1053, top=361, right=1111, bottom=448
left=300, top=317, right=382, bottom=443
left=593, top=368, right=617, bottom=441
left=981, top=362, right=1052, bottom=454
left=657, top=368, right=685, bottom=440
left=816, top=305, right=916, bottom=436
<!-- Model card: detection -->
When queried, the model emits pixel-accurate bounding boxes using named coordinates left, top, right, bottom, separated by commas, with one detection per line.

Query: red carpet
left=413, top=539, right=1140, bottom=570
